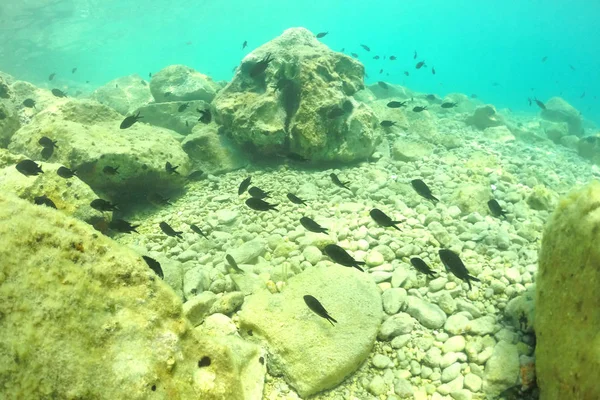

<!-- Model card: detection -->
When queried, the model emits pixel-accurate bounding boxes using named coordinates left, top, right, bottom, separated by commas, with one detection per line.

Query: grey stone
left=372, top=354, right=392, bottom=369
left=182, top=291, right=218, bottom=326
left=379, top=313, right=415, bottom=341
left=469, top=316, right=496, bottom=335
left=150, top=64, right=220, bottom=103
left=442, top=362, right=462, bottom=383
left=382, top=288, right=407, bottom=315
left=443, top=336, right=466, bottom=353
left=405, top=296, right=447, bottom=329
left=464, top=373, right=482, bottom=392
left=483, top=341, right=519, bottom=396
left=368, top=375, right=387, bottom=395
left=393, top=378, right=414, bottom=398
left=445, top=314, right=470, bottom=335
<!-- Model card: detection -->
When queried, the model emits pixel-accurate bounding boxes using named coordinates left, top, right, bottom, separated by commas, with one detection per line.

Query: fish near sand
left=226, top=254, right=245, bottom=274
left=165, top=161, right=179, bottom=175
left=147, top=193, right=171, bottom=206
left=287, top=193, right=307, bottom=205
left=16, top=160, right=43, bottom=176
left=380, top=120, right=396, bottom=127
left=41, top=147, right=54, bottom=160
left=412, top=106, right=427, bottom=112
left=109, top=219, right=139, bottom=234
left=286, top=152, right=309, bottom=162
left=187, top=170, right=204, bottom=181
left=410, top=257, right=437, bottom=277
left=51, top=88, right=67, bottom=98
left=197, top=108, right=212, bottom=123
left=238, top=176, right=252, bottom=195
left=57, top=166, right=76, bottom=178
left=90, top=199, right=119, bottom=212
left=160, top=222, right=182, bottom=238
left=487, top=199, right=507, bottom=218
left=178, top=103, right=189, bottom=112
left=300, top=216, right=328, bottom=234
left=441, top=102, right=457, bottom=109
left=438, top=249, right=480, bottom=290
left=23, top=98, right=36, bottom=108
left=120, top=111, right=142, bottom=129
left=304, top=295, right=337, bottom=326
left=387, top=101, right=407, bottom=108
left=248, top=186, right=270, bottom=199
left=142, top=256, right=163, bottom=279
left=369, top=208, right=402, bottom=231
left=39, top=136, right=58, bottom=149
left=103, top=166, right=119, bottom=175
left=330, top=173, right=351, bottom=191
left=324, top=244, right=365, bottom=271
left=411, top=179, right=439, bottom=203
left=190, top=224, right=209, bottom=239
left=34, top=195, right=57, bottom=209
left=245, top=197, right=278, bottom=211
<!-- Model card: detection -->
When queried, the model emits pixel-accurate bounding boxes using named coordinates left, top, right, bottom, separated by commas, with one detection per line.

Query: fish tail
left=430, top=195, right=439, bottom=203
left=327, top=315, right=337, bottom=325
left=392, top=224, right=402, bottom=232
left=354, top=265, right=365, bottom=272
left=467, top=280, right=472, bottom=290
left=469, top=275, right=481, bottom=282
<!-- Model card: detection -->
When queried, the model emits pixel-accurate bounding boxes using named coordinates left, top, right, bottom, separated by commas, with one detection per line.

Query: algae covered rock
left=536, top=180, right=600, bottom=400
left=238, top=265, right=382, bottom=397
left=540, top=96, right=584, bottom=137
left=483, top=341, right=519, bottom=396
left=136, top=100, right=209, bottom=135
left=526, top=184, right=556, bottom=211
left=391, top=139, right=433, bottom=162
left=483, top=125, right=515, bottom=143
left=0, top=97, right=20, bottom=147
left=466, top=105, right=505, bottom=130
left=91, top=74, right=153, bottom=115
left=0, top=193, right=259, bottom=400
left=150, top=64, right=220, bottom=103
left=213, top=27, right=380, bottom=162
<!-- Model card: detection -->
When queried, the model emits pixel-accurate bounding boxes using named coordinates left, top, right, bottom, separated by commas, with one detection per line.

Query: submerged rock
left=540, top=96, right=584, bottom=137
left=136, top=100, right=209, bottom=135
left=466, top=105, right=505, bottom=130
left=91, top=74, right=153, bottom=115
left=0, top=97, right=20, bottom=147
left=213, top=27, right=380, bottom=162
left=150, top=64, right=221, bottom=103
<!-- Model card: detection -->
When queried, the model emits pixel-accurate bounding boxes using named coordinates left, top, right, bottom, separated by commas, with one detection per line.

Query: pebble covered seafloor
left=116, top=115, right=594, bottom=400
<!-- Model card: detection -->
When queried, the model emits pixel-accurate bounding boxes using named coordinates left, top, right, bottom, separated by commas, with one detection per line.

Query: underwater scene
left=1, top=1, right=600, bottom=399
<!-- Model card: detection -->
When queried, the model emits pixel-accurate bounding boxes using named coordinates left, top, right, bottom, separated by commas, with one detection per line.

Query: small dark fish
left=39, top=136, right=58, bottom=149
left=340, top=48, right=345, bottom=52
left=165, top=161, right=179, bottom=175
left=410, top=257, right=436, bottom=277
left=141, top=80, right=147, bottom=86
left=48, top=73, right=56, bottom=81
left=416, top=61, right=426, bottom=69
left=103, top=166, right=119, bottom=175
left=487, top=199, right=507, bottom=218
left=471, top=94, right=478, bottom=99
left=413, top=51, right=417, bottom=59
left=380, top=120, right=396, bottom=127
left=330, top=173, right=351, bottom=191
left=580, top=91, right=586, bottom=99
left=387, top=101, right=407, bottom=108
left=23, top=98, right=36, bottom=108
left=373, top=55, right=380, bottom=60
left=41, top=147, right=54, bottom=160
left=316, top=32, right=328, bottom=38
left=178, top=103, right=189, bottom=112
left=142, top=256, right=163, bottom=279
left=16, top=160, right=43, bottom=176
left=185, top=121, right=189, bottom=127
left=149, top=72, right=152, bottom=78
left=147, top=193, right=171, bottom=206
left=432, top=66, right=436, bottom=75
left=248, top=186, right=270, bottom=199
left=369, top=208, right=402, bottom=231
left=441, top=102, right=458, bottom=109
left=34, top=195, right=57, bottom=209
left=413, top=106, right=427, bottom=112
left=287, top=193, right=307, bottom=205
left=541, top=56, right=547, bottom=62
left=389, top=56, right=397, bottom=60
left=377, top=81, right=389, bottom=89
left=197, top=108, right=212, bottom=123
left=164, top=91, right=172, bottom=97
left=533, top=98, right=546, bottom=110
left=90, top=199, right=119, bottom=212
left=304, top=295, right=337, bottom=326
left=159, top=221, right=182, bottom=238
left=120, top=111, right=142, bottom=129
left=238, top=176, right=252, bottom=195
left=379, top=69, right=384, bottom=74
left=527, top=98, right=532, bottom=106
left=187, top=170, right=204, bottom=181
left=404, top=71, right=409, bottom=76
left=71, top=67, right=77, bottom=74
left=51, top=88, right=67, bottom=98
left=57, top=166, right=76, bottom=178
left=109, top=219, right=139, bottom=234
left=245, top=197, right=278, bottom=211
left=438, top=249, right=480, bottom=290
left=287, top=152, right=309, bottom=162
left=426, top=94, right=436, bottom=101
left=327, top=108, right=345, bottom=119
left=242, top=40, right=248, bottom=49
left=411, top=179, right=439, bottom=203
left=226, top=254, right=245, bottom=274
left=190, top=224, right=209, bottom=239
left=350, top=52, right=359, bottom=58
left=250, top=53, right=274, bottom=77
left=300, top=216, right=328, bottom=234
left=569, top=64, right=576, bottom=71
left=360, top=44, right=370, bottom=51
left=323, top=244, right=364, bottom=272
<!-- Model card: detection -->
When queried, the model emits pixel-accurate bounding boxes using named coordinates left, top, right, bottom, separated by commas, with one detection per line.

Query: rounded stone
left=368, top=375, right=387, bottom=395
left=372, top=354, right=392, bottom=369
left=366, top=250, right=385, bottom=267
left=302, top=246, right=322, bottom=265
left=441, top=362, right=462, bottom=383
left=443, top=336, right=466, bottom=353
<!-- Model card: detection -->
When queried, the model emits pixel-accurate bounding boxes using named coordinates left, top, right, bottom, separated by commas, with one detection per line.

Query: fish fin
left=430, top=195, right=439, bottom=203
left=392, top=224, right=402, bottom=232
left=270, top=204, right=279, bottom=211
left=327, top=315, right=337, bottom=325
left=468, top=275, right=480, bottom=282
left=354, top=265, right=364, bottom=272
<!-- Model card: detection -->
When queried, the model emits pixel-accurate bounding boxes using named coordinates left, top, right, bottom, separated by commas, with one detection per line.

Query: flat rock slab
left=238, top=265, right=383, bottom=397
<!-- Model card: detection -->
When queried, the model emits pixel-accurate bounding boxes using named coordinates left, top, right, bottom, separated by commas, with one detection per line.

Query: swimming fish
left=533, top=98, right=546, bottom=110
left=178, top=103, right=189, bottom=112
left=197, top=108, right=212, bottom=123
left=120, top=111, right=142, bottom=129
left=238, top=177, right=252, bottom=195
left=187, top=170, right=205, bottom=181
left=389, top=56, right=397, bottom=60
left=410, top=257, right=437, bottom=277
left=226, top=254, right=245, bottom=274
left=323, top=244, right=365, bottom=272
left=300, top=216, right=328, bottom=234
left=387, top=101, right=407, bottom=108
left=441, top=102, right=458, bottom=108
left=304, top=295, right=337, bottom=326
left=373, top=55, right=380, bottom=60
left=330, top=173, right=351, bottom=191
left=190, top=224, right=209, bottom=239
left=142, top=256, right=163, bottom=279
left=351, top=53, right=359, bottom=58
left=51, top=88, right=67, bottom=98
left=57, top=166, right=77, bottom=178
left=242, top=40, right=248, bottom=49
left=360, top=44, right=370, bottom=51
left=413, top=51, right=417, bottom=59
left=569, top=64, right=576, bottom=71
left=380, top=120, right=396, bottom=127
left=438, top=249, right=480, bottom=290
left=109, top=219, right=139, bottom=234
left=245, top=197, right=278, bottom=211
left=369, top=208, right=402, bottom=231
left=41, top=147, right=54, bottom=160
left=103, top=166, right=119, bottom=175
left=159, top=221, right=183, bottom=238
left=316, top=32, right=328, bottom=38
left=287, top=193, right=307, bottom=205
left=378, top=81, right=389, bottom=89
left=432, top=66, right=436, bottom=75
left=147, top=193, right=171, bottom=206
left=38, top=136, right=58, bottom=149
left=413, top=106, right=427, bottom=112
left=22, top=98, right=36, bottom=108
left=90, top=199, right=119, bottom=212
left=34, top=195, right=57, bottom=209
left=16, top=160, right=43, bottom=176
left=248, top=186, right=270, bottom=199
left=411, top=179, right=439, bottom=203
left=415, top=61, right=426, bottom=69
left=404, top=71, right=409, bottom=76
left=165, top=161, right=179, bottom=175
left=541, top=56, right=547, bottom=62
left=250, top=53, right=274, bottom=77
left=48, top=73, right=56, bottom=81
left=327, top=108, right=345, bottom=119
left=487, top=199, right=507, bottom=218
left=149, top=72, right=152, bottom=78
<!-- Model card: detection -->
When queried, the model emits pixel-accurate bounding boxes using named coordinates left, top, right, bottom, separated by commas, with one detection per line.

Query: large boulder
left=136, top=100, right=209, bottom=135
left=7, top=80, right=63, bottom=119
left=0, top=192, right=262, bottom=399
left=466, top=105, right=506, bottom=130
left=0, top=96, right=20, bottom=147
left=150, top=65, right=220, bottom=103
left=7, top=99, right=191, bottom=201
left=212, top=27, right=381, bottom=162
left=577, top=134, right=600, bottom=164
left=391, top=138, right=433, bottom=162
left=536, top=181, right=600, bottom=399
left=541, top=97, right=584, bottom=137
left=238, top=265, right=383, bottom=397
left=91, top=74, right=153, bottom=115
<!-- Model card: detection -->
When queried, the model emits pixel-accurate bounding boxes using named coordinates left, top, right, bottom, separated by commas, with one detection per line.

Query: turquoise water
left=1, top=0, right=599, bottom=123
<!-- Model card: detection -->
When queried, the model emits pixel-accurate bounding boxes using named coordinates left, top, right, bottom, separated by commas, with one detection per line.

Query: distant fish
left=541, top=56, right=547, bottom=62
left=197, top=108, right=212, bottom=123
left=16, top=160, right=43, bottom=176
left=190, top=224, right=209, bottom=239
left=438, top=249, right=480, bottom=290
left=109, top=219, right=139, bottom=234
left=412, top=106, right=427, bottom=112
left=38, top=136, right=58, bottom=149
left=51, top=88, right=67, bottom=98
left=242, top=40, right=248, bottom=49
left=369, top=208, right=402, bottom=231
left=103, top=166, right=119, bottom=175
left=226, top=254, right=245, bottom=274
left=330, top=173, right=351, bottom=191
left=527, top=98, right=532, bottom=106
left=48, top=73, right=56, bottom=81
left=413, top=50, right=417, bottom=59
left=377, top=81, right=389, bottom=89
left=416, top=61, right=426, bottom=69
left=300, top=216, right=328, bottom=234
left=360, top=44, right=370, bottom=51
left=441, top=102, right=457, bottom=108
left=350, top=52, right=359, bottom=58
left=327, top=107, right=345, bottom=119
left=149, top=72, right=152, bottom=78
left=159, top=221, right=182, bottom=238
left=245, top=197, right=278, bottom=211
left=389, top=56, right=397, bottom=60
left=387, top=101, right=407, bottom=108
left=569, top=64, right=576, bottom=71
left=580, top=91, right=586, bottom=99
left=178, top=103, right=189, bottom=112
left=248, top=186, right=270, bottom=199
left=410, top=257, right=437, bottom=277
left=323, top=244, right=364, bottom=272
left=380, top=120, right=396, bottom=127
left=432, top=66, right=436, bottom=75
left=142, top=256, right=163, bottom=279
left=304, top=295, right=337, bottom=326
left=120, top=111, right=142, bottom=129
left=90, top=199, right=119, bottom=212
left=165, top=161, right=179, bottom=175
left=187, top=170, right=205, bottom=181
left=147, top=193, right=171, bottom=206
left=238, top=176, right=252, bottom=195
left=471, top=94, right=478, bottom=99
left=411, top=179, right=439, bottom=203
left=71, top=67, right=77, bottom=74
left=34, top=195, right=57, bottom=209
left=250, top=53, right=274, bottom=77
left=379, top=69, right=384, bottom=74
left=287, top=193, right=307, bottom=205
left=316, top=31, right=329, bottom=38
left=22, top=98, right=36, bottom=108
left=533, top=98, right=546, bottom=110
left=57, top=166, right=76, bottom=178
left=487, top=199, right=507, bottom=218
left=404, top=71, right=409, bottom=76
left=373, top=55, right=380, bottom=60
left=286, top=152, right=309, bottom=162
left=41, top=146, right=54, bottom=160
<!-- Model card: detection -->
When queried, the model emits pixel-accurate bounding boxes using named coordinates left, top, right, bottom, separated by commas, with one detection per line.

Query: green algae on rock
left=149, top=64, right=221, bottom=103
left=91, top=74, right=153, bottom=115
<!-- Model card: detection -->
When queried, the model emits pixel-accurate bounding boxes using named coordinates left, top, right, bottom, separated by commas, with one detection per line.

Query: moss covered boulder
left=536, top=181, right=600, bottom=399
left=91, top=74, right=153, bottom=115
left=213, top=27, right=380, bottom=162
left=540, top=97, right=584, bottom=137
left=0, top=96, right=20, bottom=147
left=150, top=65, right=221, bottom=103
